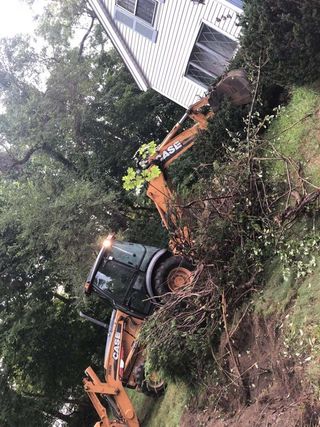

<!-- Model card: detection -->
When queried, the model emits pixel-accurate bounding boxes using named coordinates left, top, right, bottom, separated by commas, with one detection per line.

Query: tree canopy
left=0, top=1, right=180, bottom=424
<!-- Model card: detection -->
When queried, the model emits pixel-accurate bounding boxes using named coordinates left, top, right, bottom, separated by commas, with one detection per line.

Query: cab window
left=111, top=241, right=145, bottom=268
left=93, top=259, right=134, bottom=303
left=127, top=272, right=152, bottom=315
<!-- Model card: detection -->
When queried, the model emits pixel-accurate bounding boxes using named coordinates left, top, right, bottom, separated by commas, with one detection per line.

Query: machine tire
left=154, top=256, right=193, bottom=296
left=136, top=364, right=165, bottom=397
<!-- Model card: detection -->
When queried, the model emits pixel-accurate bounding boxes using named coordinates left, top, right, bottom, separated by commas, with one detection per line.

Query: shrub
left=168, top=99, right=250, bottom=188
left=239, top=0, right=320, bottom=86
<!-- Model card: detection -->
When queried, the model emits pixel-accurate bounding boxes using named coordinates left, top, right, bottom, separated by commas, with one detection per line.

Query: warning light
left=103, top=238, right=112, bottom=249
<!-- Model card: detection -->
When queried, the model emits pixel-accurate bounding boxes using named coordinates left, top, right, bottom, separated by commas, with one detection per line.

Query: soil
left=180, top=314, right=320, bottom=427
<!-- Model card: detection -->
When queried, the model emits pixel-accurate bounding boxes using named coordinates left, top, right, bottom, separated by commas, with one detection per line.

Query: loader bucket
left=209, top=69, right=252, bottom=112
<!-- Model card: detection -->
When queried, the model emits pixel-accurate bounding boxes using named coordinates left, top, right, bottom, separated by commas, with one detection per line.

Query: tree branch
left=12, top=145, right=42, bottom=165
left=52, top=292, right=75, bottom=304
left=41, top=143, right=79, bottom=173
left=78, top=16, right=95, bottom=58
left=0, top=145, right=41, bottom=173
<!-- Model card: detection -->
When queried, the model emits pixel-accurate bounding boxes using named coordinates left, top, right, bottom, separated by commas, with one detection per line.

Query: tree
left=0, top=0, right=180, bottom=424
left=239, top=0, right=320, bottom=86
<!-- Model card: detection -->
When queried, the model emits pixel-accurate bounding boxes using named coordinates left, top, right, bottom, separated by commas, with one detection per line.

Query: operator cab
left=84, top=235, right=167, bottom=318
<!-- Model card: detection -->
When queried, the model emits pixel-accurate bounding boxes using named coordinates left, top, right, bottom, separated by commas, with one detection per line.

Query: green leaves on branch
left=122, top=141, right=161, bottom=192
left=123, top=165, right=161, bottom=192
left=239, top=0, right=320, bottom=86
left=138, top=140, right=157, bottom=159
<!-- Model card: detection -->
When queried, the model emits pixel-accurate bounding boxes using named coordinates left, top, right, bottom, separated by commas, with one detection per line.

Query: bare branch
left=78, top=16, right=95, bottom=58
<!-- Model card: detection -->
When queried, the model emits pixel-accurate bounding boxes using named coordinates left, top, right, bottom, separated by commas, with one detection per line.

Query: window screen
left=136, top=0, right=156, bottom=24
left=186, top=24, right=237, bottom=88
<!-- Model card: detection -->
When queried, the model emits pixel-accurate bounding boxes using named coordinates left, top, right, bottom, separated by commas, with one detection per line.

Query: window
left=227, top=0, right=243, bottom=8
left=186, top=24, right=237, bottom=87
left=116, top=0, right=157, bottom=25
left=93, top=256, right=152, bottom=316
left=93, top=260, right=134, bottom=303
left=115, top=0, right=158, bottom=42
left=111, top=241, right=145, bottom=268
left=127, top=272, right=152, bottom=315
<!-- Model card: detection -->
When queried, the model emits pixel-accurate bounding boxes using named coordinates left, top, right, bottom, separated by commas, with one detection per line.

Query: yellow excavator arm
left=84, top=310, right=143, bottom=427
left=145, top=69, right=251, bottom=247
left=84, top=367, right=139, bottom=427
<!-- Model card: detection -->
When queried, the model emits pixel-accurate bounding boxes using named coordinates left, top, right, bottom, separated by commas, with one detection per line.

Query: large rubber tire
left=135, top=364, right=165, bottom=397
left=154, top=256, right=193, bottom=296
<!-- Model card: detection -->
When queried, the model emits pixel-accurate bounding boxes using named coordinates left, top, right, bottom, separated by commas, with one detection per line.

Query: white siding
left=103, top=0, right=242, bottom=108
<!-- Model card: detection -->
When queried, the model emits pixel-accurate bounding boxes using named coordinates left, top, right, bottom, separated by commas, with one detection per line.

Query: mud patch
left=181, top=314, right=320, bottom=427
left=181, top=401, right=320, bottom=427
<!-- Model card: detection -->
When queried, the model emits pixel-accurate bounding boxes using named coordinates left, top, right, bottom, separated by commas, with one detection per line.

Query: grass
left=127, top=381, right=190, bottom=427
left=127, top=390, right=159, bottom=425
left=267, top=84, right=320, bottom=186
left=253, top=219, right=320, bottom=393
left=286, top=262, right=320, bottom=384
left=127, top=83, right=320, bottom=424
left=254, top=258, right=297, bottom=317
left=253, top=83, right=320, bottom=390
left=254, top=249, right=320, bottom=390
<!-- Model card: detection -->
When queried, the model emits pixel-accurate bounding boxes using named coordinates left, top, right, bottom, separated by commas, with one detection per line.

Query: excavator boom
left=84, top=367, right=139, bottom=427
left=146, top=69, right=251, bottom=243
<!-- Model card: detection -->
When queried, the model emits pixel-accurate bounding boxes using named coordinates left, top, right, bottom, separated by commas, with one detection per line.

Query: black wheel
left=154, top=256, right=193, bottom=296
left=135, top=364, right=165, bottom=397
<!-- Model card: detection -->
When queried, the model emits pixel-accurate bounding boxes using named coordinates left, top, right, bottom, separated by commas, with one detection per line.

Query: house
left=88, top=0, right=243, bottom=108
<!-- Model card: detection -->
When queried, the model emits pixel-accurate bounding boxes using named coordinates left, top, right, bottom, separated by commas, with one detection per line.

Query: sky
left=0, top=1, right=92, bottom=47
left=0, top=0, right=41, bottom=38
left=0, top=1, right=46, bottom=111
left=0, top=0, right=91, bottom=98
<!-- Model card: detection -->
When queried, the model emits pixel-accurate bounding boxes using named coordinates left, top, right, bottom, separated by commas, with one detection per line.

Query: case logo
left=156, top=141, right=183, bottom=163
left=113, top=331, right=121, bottom=360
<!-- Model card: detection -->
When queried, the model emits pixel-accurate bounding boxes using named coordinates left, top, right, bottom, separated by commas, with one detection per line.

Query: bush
left=139, top=265, right=223, bottom=384
left=239, top=0, right=320, bottom=86
left=168, top=99, right=250, bottom=188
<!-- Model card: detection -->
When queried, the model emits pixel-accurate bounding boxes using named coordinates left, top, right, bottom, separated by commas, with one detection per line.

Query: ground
left=129, top=83, right=320, bottom=426
left=128, top=382, right=189, bottom=427
left=180, top=310, right=320, bottom=427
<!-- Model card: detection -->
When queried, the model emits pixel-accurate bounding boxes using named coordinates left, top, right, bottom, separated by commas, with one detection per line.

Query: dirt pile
left=181, top=314, right=320, bottom=427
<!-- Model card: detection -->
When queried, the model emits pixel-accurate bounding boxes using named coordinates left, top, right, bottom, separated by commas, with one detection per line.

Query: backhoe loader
left=82, top=69, right=252, bottom=427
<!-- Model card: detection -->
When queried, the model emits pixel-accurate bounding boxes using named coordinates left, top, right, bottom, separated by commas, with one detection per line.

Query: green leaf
left=138, top=141, right=157, bottom=159
left=122, top=165, right=161, bottom=192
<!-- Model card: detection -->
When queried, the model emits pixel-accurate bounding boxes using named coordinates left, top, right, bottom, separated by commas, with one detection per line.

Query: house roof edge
left=88, top=0, right=149, bottom=91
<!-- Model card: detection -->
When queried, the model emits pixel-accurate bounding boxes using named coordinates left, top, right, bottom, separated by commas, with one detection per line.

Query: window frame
left=185, top=22, right=238, bottom=88
left=116, top=0, right=158, bottom=26
left=227, top=0, right=243, bottom=9
left=114, top=0, right=163, bottom=42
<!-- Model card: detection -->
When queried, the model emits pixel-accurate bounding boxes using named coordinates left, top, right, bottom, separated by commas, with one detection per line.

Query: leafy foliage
left=140, top=79, right=320, bottom=389
left=0, top=0, right=179, bottom=424
left=239, top=0, right=320, bottom=86
left=123, top=141, right=161, bottom=191
left=123, top=165, right=161, bottom=192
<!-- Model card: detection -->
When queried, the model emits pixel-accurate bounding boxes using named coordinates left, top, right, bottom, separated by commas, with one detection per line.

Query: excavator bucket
left=209, top=69, right=252, bottom=112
